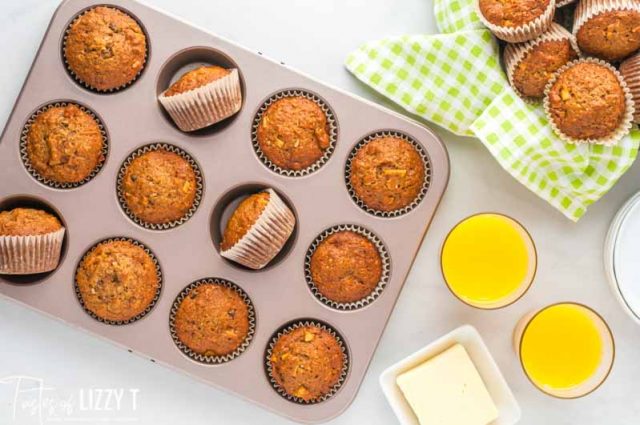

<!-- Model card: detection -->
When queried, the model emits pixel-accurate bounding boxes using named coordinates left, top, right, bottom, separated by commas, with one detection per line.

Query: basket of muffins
left=477, top=0, right=640, bottom=144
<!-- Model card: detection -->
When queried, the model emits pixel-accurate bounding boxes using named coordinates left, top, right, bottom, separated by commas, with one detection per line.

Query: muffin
left=505, top=23, right=579, bottom=101
left=256, top=96, right=331, bottom=171
left=159, top=65, right=242, bottom=132
left=64, top=6, right=147, bottom=91
left=0, top=208, right=65, bottom=275
left=544, top=59, right=633, bottom=143
left=120, top=148, right=198, bottom=226
left=309, top=230, right=383, bottom=304
left=268, top=324, right=346, bottom=402
left=620, top=52, right=640, bottom=123
left=477, top=0, right=556, bottom=43
left=220, top=189, right=295, bottom=270
left=75, top=240, right=159, bottom=323
left=25, top=104, right=105, bottom=185
left=349, top=136, right=426, bottom=213
left=173, top=281, right=251, bottom=358
left=574, top=0, right=640, bottom=62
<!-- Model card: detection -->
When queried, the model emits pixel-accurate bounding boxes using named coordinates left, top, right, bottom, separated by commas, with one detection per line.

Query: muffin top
left=174, top=283, right=250, bottom=357
left=220, top=192, right=270, bottom=251
left=0, top=208, right=62, bottom=236
left=511, top=38, right=578, bottom=99
left=64, top=6, right=147, bottom=91
left=26, top=104, right=104, bottom=184
left=479, top=0, right=551, bottom=28
left=576, top=10, right=640, bottom=62
left=269, top=325, right=345, bottom=401
left=547, top=62, right=626, bottom=140
left=121, top=149, right=197, bottom=225
left=75, top=240, right=159, bottom=322
left=310, top=231, right=383, bottom=303
left=164, top=66, right=231, bottom=97
left=257, top=96, right=331, bottom=171
left=350, top=136, right=425, bottom=212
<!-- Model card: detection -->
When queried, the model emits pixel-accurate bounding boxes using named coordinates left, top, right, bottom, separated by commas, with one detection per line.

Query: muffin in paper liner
left=475, top=0, right=556, bottom=43
left=265, top=320, right=350, bottom=404
left=345, top=130, right=431, bottom=218
left=220, top=188, right=295, bottom=270
left=251, top=89, right=338, bottom=177
left=116, top=143, right=204, bottom=231
left=543, top=58, right=636, bottom=145
left=304, top=224, right=391, bottom=311
left=158, top=68, right=242, bottom=132
left=504, top=23, right=579, bottom=103
left=620, top=53, right=640, bottom=124
left=20, top=102, right=109, bottom=189
left=0, top=228, right=65, bottom=275
left=74, top=237, right=163, bottom=326
left=62, top=6, right=148, bottom=93
left=169, top=278, right=256, bottom=365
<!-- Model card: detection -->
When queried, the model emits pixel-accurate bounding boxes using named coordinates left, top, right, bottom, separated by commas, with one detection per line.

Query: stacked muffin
left=477, top=0, right=640, bottom=144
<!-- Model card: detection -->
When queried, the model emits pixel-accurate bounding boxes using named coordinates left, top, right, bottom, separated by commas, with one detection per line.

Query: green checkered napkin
left=345, top=0, right=640, bottom=221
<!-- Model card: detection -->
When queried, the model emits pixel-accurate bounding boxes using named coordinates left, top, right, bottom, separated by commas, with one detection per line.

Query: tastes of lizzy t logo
left=0, top=375, right=140, bottom=424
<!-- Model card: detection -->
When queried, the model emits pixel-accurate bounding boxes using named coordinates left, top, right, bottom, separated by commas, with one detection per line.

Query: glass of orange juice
left=514, top=302, right=615, bottom=398
left=440, top=213, right=537, bottom=309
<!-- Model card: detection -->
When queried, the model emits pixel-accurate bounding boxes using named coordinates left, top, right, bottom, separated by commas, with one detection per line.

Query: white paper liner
left=476, top=0, right=556, bottom=43
left=573, top=0, right=640, bottom=59
left=620, top=53, right=640, bottom=123
left=158, top=69, right=242, bottom=132
left=220, top=189, right=295, bottom=270
left=504, top=23, right=579, bottom=103
left=557, top=0, right=577, bottom=6
left=543, top=58, right=636, bottom=145
left=0, top=228, right=65, bottom=275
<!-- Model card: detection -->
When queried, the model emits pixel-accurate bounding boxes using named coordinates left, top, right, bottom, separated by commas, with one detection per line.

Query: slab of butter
left=396, top=343, right=498, bottom=425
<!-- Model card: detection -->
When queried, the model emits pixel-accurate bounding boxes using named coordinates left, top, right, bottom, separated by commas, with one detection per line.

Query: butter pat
left=396, top=344, right=498, bottom=425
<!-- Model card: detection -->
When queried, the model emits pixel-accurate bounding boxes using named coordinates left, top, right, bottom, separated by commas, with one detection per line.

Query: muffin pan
left=0, top=0, right=448, bottom=423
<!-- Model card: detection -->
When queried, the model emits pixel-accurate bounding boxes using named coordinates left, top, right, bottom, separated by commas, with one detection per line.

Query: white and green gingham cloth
left=345, top=0, right=640, bottom=221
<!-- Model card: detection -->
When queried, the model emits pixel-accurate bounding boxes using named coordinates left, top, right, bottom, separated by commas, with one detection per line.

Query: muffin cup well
left=116, top=143, right=204, bottom=230
left=265, top=320, right=350, bottom=405
left=573, top=0, right=640, bottom=58
left=345, top=130, right=432, bottom=218
left=158, top=69, right=242, bottom=132
left=74, top=237, right=163, bottom=326
left=20, top=102, right=109, bottom=189
left=543, top=58, right=636, bottom=145
left=169, top=278, right=256, bottom=364
left=220, top=188, right=295, bottom=270
left=62, top=6, right=149, bottom=93
left=0, top=228, right=65, bottom=275
left=504, top=23, right=579, bottom=103
left=304, top=224, right=391, bottom=311
left=475, top=0, right=556, bottom=43
left=620, top=53, right=640, bottom=124
left=251, top=89, right=338, bottom=177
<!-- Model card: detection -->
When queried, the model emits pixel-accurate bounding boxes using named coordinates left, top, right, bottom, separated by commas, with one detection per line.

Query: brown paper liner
left=220, top=189, right=295, bottom=270
left=265, top=320, right=349, bottom=404
left=344, top=130, right=431, bottom=218
left=158, top=69, right=242, bottom=132
left=476, top=0, right=556, bottom=43
left=0, top=228, right=65, bottom=275
left=304, top=224, right=391, bottom=311
left=504, top=23, right=579, bottom=103
left=543, top=58, right=636, bottom=145
left=169, top=278, right=256, bottom=364
left=620, top=53, right=640, bottom=124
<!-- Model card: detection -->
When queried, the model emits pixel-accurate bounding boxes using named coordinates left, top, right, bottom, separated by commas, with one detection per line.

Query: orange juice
left=520, top=304, right=603, bottom=391
left=441, top=213, right=536, bottom=308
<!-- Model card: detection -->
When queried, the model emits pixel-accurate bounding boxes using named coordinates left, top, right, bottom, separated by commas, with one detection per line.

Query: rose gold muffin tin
left=0, top=0, right=449, bottom=422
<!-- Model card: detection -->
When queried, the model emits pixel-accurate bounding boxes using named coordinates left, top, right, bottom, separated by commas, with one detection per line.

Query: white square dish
left=379, top=325, right=521, bottom=425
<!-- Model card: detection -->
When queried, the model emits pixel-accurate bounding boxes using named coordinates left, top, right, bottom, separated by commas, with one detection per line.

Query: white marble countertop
left=1, top=1, right=639, bottom=424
